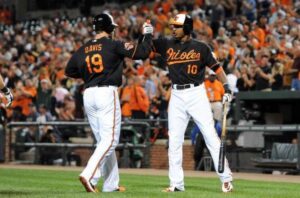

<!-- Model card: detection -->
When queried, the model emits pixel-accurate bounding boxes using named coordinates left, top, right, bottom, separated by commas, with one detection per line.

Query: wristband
left=223, top=83, right=231, bottom=93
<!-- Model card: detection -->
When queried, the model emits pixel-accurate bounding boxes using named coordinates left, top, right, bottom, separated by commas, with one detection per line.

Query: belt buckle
left=184, top=84, right=193, bottom=89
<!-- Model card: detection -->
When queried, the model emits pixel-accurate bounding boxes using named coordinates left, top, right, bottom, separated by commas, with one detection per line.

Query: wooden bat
left=218, top=102, right=228, bottom=173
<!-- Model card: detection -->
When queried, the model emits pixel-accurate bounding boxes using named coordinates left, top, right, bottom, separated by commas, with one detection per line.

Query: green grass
left=0, top=168, right=299, bottom=198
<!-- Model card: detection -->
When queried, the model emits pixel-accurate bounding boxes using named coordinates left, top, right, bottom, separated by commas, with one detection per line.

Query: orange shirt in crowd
left=121, top=86, right=132, bottom=117
left=204, top=79, right=224, bottom=102
left=162, top=1, right=172, bottom=14
left=129, top=85, right=149, bottom=113
left=251, top=27, right=265, bottom=48
left=12, top=86, right=37, bottom=116
left=155, top=12, right=168, bottom=33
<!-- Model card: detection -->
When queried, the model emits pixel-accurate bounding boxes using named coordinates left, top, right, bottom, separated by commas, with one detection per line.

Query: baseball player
left=0, top=75, right=13, bottom=107
left=151, top=14, right=233, bottom=193
left=65, top=13, right=153, bottom=193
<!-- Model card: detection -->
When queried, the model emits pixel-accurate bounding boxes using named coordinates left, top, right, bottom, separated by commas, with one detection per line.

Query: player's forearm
left=216, top=70, right=228, bottom=85
left=132, top=35, right=152, bottom=59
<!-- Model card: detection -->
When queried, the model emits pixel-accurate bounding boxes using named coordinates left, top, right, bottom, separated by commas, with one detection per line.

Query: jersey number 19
left=85, top=54, right=104, bottom=73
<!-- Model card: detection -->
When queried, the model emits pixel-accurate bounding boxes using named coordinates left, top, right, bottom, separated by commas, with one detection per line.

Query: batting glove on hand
left=3, top=88, right=13, bottom=107
left=142, top=22, right=153, bottom=35
left=222, top=83, right=232, bottom=104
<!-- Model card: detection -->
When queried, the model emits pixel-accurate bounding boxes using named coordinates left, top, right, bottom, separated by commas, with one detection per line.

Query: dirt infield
left=0, top=164, right=299, bottom=184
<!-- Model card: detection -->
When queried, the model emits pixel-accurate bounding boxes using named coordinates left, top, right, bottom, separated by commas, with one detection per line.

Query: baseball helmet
left=169, top=14, right=193, bottom=35
left=93, top=13, right=118, bottom=34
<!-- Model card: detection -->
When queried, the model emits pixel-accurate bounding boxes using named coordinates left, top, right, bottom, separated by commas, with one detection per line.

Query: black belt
left=172, top=83, right=200, bottom=90
left=85, top=84, right=110, bottom=89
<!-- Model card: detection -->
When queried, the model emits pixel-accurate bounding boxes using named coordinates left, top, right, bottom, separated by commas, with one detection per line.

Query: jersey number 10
left=187, top=64, right=197, bottom=74
left=85, top=54, right=104, bottom=73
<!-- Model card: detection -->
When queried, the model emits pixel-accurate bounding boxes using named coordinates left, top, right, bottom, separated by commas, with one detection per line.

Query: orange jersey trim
left=168, top=59, right=200, bottom=65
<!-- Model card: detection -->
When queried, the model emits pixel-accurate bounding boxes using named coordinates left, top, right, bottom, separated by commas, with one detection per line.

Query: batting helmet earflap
left=93, top=13, right=118, bottom=34
left=169, top=14, right=193, bottom=35
left=183, top=15, right=193, bottom=35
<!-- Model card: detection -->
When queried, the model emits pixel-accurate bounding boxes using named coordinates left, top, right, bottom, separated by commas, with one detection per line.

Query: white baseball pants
left=80, top=86, right=121, bottom=192
left=168, top=84, right=232, bottom=190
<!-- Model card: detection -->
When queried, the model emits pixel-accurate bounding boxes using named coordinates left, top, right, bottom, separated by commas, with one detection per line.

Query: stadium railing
left=6, top=120, right=151, bottom=167
left=5, top=120, right=300, bottom=172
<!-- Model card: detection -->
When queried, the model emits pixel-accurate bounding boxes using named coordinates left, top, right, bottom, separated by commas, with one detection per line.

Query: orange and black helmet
left=169, top=14, right=193, bottom=35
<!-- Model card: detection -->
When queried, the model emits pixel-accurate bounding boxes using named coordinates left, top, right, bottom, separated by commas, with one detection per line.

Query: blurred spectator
left=5, top=64, right=20, bottom=89
left=129, top=76, right=149, bottom=119
left=270, top=61, right=284, bottom=90
left=220, top=0, right=236, bottom=19
left=39, top=126, right=62, bottom=165
left=236, top=64, right=254, bottom=91
left=11, top=79, right=37, bottom=118
left=36, top=104, right=53, bottom=123
left=251, top=21, right=265, bottom=48
left=157, top=72, right=171, bottom=120
left=55, top=94, right=77, bottom=142
left=14, top=127, right=35, bottom=160
left=54, top=79, right=70, bottom=106
left=27, top=104, right=39, bottom=122
left=257, top=0, right=272, bottom=17
left=290, top=44, right=300, bottom=91
left=120, top=77, right=134, bottom=119
left=210, top=1, right=225, bottom=38
left=36, top=79, right=53, bottom=112
left=144, top=64, right=157, bottom=100
left=73, top=80, right=84, bottom=119
left=226, top=68, right=238, bottom=93
left=56, top=94, right=75, bottom=121
left=149, top=72, right=171, bottom=142
left=204, top=70, right=224, bottom=124
left=253, top=54, right=272, bottom=91
left=242, top=0, right=257, bottom=22
left=216, top=27, right=229, bottom=42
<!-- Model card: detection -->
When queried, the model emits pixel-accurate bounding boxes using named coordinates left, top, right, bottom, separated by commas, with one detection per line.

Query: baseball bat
left=218, top=102, right=228, bottom=173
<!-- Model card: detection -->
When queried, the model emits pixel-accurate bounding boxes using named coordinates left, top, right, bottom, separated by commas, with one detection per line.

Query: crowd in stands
left=0, top=0, right=300, bottom=127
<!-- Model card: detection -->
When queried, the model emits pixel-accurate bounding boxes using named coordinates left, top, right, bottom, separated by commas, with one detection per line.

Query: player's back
left=67, top=37, right=126, bottom=88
